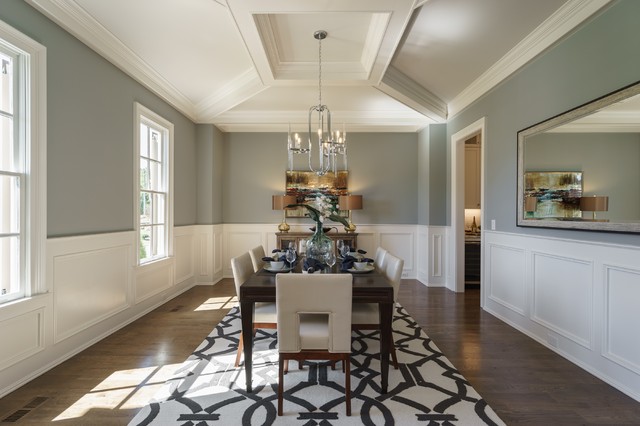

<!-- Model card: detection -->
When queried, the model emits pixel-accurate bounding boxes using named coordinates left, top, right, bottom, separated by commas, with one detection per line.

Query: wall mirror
left=517, top=80, right=640, bottom=233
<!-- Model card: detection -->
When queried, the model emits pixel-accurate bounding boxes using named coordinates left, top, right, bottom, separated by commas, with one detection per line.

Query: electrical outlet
left=491, top=220, right=496, bottom=230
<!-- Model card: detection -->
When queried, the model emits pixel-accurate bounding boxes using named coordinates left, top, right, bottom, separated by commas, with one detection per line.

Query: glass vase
left=306, top=222, right=334, bottom=265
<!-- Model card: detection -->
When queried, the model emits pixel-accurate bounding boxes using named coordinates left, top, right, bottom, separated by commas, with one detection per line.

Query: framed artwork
left=285, top=171, right=349, bottom=218
left=524, top=171, right=583, bottom=218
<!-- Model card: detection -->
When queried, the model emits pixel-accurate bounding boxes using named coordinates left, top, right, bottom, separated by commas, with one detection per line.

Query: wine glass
left=285, top=248, right=297, bottom=270
left=336, top=239, right=344, bottom=257
left=340, top=244, right=350, bottom=258
left=326, top=252, right=336, bottom=272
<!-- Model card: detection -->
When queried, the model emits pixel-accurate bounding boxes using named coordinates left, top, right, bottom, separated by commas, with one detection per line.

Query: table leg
left=240, top=300, right=254, bottom=392
left=379, top=300, right=393, bottom=394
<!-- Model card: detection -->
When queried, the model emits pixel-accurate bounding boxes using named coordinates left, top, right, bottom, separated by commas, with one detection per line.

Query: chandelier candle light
left=287, top=30, right=347, bottom=175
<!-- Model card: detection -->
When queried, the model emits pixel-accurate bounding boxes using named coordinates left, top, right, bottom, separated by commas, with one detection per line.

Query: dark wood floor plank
left=0, top=279, right=638, bottom=425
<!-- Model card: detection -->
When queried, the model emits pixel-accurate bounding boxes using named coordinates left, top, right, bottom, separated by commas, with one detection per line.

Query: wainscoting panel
left=604, top=264, right=640, bottom=375
left=487, top=243, right=526, bottom=315
left=483, top=231, right=640, bottom=402
left=532, top=252, right=593, bottom=348
left=135, top=258, right=174, bottom=304
left=49, top=235, right=131, bottom=343
left=0, top=306, right=45, bottom=372
left=174, top=229, right=195, bottom=284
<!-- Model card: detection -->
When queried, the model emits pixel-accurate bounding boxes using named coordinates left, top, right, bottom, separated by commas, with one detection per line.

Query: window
left=135, top=103, right=173, bottom=264
left=0, top=20, right=46, bottom=304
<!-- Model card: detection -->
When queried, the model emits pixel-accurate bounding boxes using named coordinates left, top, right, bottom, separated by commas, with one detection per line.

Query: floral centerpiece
left=288, top=194, right=349, bottom=264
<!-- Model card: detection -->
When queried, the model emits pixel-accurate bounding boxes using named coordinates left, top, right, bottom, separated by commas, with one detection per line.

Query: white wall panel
left=604, top=264, right=640, bottom=374
left=487, top=244, right=526, bottom=315
left=135, top=259, right=174, bottom=303
left=0, top=308, right=44, bottom=371
left=532, top=252, right=592, bottom=348
left=53, top=244, right=130, bottom=343
left=174, top=231, right=195, bottom=284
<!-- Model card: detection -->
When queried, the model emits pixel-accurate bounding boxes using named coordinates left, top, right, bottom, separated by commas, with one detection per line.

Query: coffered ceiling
left=26, top=0, right=611, bottom=132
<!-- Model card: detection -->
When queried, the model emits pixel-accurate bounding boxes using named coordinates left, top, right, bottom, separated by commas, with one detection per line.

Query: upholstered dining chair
left=276, top=273, right=353, bottom=416
left=351, top=252, right=404, bottom=369
left=374, top=247, right=388, bottom=273
left=248, top=245, right=267, bottom=273
left=231, top=252, right=277, bottom=367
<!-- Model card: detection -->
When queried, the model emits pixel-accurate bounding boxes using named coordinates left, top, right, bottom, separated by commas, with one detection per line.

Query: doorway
left=449, top=118, right=485, bottom=302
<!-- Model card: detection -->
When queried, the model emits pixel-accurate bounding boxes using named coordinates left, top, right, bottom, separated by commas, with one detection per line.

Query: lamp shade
left=580, top=195, right=609, bottom=212
left=524, top=196, right=538, bottom=212
left=272, top=195, right=297, bottom=210
left=339, top=195, right=363, bottom=210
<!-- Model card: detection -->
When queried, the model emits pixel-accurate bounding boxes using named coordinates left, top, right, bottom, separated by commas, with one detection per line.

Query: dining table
left=239, top=260, right=394, bottom=394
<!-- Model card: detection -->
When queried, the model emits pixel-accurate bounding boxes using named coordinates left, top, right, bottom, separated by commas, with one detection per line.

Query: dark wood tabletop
left=239, top=263, right=394, bottom=393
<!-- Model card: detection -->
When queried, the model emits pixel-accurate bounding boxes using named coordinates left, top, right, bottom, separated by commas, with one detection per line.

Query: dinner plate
left=263, top=265, right=293, bottom=273
left=347, top=265, right=374, bottom=273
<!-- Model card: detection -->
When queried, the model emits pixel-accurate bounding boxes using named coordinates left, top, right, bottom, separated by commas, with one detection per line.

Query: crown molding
left=448, top=0, right=613, bottom=118
left=195, top=68, right=266, bottom=122
left=378, top=66, right=447, bottom=123
left=25, top=0, right=197, bottom=120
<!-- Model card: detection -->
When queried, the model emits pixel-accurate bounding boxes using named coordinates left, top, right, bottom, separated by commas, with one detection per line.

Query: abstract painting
left=285, top=171, right=348, bottom=218
left=524, top=171, right=583, bottom=219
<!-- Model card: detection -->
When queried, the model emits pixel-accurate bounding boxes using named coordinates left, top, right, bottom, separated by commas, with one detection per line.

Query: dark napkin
left=304, top=258, right=326, bottom=273
left=340, top=255, right=357, bottom=271
left=262, top=255, right=287, bottom=262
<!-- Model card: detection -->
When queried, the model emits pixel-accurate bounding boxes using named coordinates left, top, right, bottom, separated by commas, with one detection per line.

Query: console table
left=276, top=231, right=357, bottom=253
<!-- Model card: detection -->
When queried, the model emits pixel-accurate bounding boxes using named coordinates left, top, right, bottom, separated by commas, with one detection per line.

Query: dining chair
left=276, top=273, right=353, bottom=416
left=231, top=252, right=277, bottom=367
left=248, top=245, right=267, bottom=273
left=374, top=246, right=388, bottom=273
left=351, top=252, right=404, bottom=369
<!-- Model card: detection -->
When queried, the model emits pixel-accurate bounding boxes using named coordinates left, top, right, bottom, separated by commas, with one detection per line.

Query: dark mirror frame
left=517, top=80, right=640, bottom=234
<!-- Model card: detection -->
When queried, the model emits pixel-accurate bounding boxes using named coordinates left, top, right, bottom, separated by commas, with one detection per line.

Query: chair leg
left=235, top=332, right=244, bottom=367
left=278, top=358, right=285, bottom=416
left=391, top=345, right=399, bottom=370
left=344, top=355, right=351, bottom=416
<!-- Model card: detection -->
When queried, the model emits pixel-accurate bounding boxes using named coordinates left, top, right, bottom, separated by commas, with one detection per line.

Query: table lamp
left=580, top=195, right=608, bottom=220
left=272, top=195, right=297, bottom=232
left=338, top=195, right=363, bottom=233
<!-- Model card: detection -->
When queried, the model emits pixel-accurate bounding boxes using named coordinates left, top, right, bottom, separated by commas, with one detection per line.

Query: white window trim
left=133, top=102, right=174, bottom=266
left=0, top=19, right=47, bottom=301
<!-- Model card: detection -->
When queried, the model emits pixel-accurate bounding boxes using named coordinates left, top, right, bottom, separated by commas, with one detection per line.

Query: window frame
left=0, top=19, right=46, bottom=305
left=134, top=102, right=173, bottom=266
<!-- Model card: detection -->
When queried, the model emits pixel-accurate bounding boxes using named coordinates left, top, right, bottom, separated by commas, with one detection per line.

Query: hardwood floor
left=1, top=279, right=639, bottom=424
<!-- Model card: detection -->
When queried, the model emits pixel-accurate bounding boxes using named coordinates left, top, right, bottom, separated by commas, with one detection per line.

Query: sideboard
left=276, top=231, right=358, bottom=254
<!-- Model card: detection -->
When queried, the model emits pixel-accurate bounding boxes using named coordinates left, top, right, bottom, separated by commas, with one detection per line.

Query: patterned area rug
left=130, top=305, right=504, bottom=425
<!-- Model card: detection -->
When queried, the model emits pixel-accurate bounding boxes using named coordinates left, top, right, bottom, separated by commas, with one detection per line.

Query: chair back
left=231, top=252, right=254, bottom=298
left=248, top=245, right=266, bottom=272
left=384, top=253, right=404, bottom=302
left=374, top=247, right=388, bottom=272
left=276, top=274, right=352, bottom=353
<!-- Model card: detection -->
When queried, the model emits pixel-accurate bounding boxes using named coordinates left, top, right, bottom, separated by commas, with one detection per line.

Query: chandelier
left=287, top=30, right=347, bottom=176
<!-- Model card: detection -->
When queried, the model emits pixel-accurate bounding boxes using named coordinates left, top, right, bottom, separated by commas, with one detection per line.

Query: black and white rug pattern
left=131, top=305, right=504, bottom=425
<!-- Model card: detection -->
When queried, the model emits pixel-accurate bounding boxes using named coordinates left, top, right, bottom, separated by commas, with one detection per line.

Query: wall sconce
left=580, top=195, right=609, bottom=220
left=272, top=195, right=297, bottom=232
left=338, top=195, right=363, bottom=233
left=524, top=196, right=538, bottom=218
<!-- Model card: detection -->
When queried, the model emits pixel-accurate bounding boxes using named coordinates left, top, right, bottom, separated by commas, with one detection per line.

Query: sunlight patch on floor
left=195, top=296, right=238, bottom=311
left=52, top=363, right=181, bottom=421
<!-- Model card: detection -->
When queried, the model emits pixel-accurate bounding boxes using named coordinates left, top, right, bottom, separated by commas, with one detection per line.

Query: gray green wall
left=447, top=0, right=640, bottom=246
left=1, top=0, right=199, bottom=237
left=418, top=124, right=447, bottom=226
left=196, top=124, right=224, bottom=224
left=222, top=132, right=420, bottom=225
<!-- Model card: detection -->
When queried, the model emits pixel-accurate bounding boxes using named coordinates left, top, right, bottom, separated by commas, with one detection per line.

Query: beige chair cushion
left=374, top=247, right=388, bottom=273
left=276, top=273, right=352, bottom=353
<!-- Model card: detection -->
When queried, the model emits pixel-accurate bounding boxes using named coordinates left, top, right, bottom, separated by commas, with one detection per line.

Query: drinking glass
left=285, top=248, right=297, bottom=270
left=325, top=252, right=336, bottom=272
left=340, top=244, right=350, bottom=258
left=336, top=239, right=344, bottom=257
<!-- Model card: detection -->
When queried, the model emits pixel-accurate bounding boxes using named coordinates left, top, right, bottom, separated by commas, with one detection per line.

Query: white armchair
left=276, top=273, right=353, bottom=416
